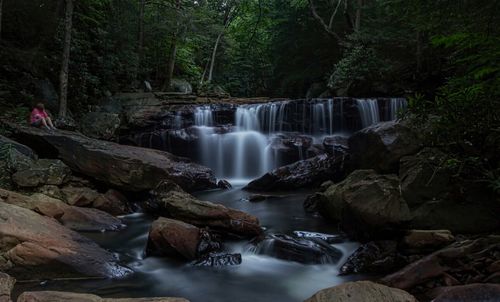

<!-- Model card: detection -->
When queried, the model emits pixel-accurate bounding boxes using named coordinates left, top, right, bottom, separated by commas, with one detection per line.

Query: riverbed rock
left=318, top=170, right=411, bottom=239
left=192, top=253, right=242, bottom=266
left=0, top=272, right=15, bottom=302
left=0, top=202, right=131, bottom=278
left=17, top=291, right=189, bottom=302
left=149, top=183, right=262, bottom=237
left=147, top=217, right=220, bottom=260
left=400, top=148, right=451, bottom=206
left=245, top=154, right=346, bottom=191
left=11, top=125, right=218, bottom=192
left=61, top=186, right=131, bottom=216
left=402, top=230, right=455, bottom=250
left=80, top=112, right=121, bottom=141
left=340, top=241, right=406, bottom=275
left=12, top=159, right=71, bottom=188
left=0, top=189, right=123, bottom=232
left=430, top=284, right=500, bottom=302
left=253, top=234, right=342, bottom=264
left=305, top=281, right=418, bottom=302
left=348, top=120, right=422, bottom=173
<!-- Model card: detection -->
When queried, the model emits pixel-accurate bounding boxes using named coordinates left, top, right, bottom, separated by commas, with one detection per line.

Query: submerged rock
left=192, top=253, right=242, bottom=266
left=17, top=291, right=189, bottom=302
left=245, top=154, right=346, bottom=191
left=0, top=202, right=131, bottom=278
left=11, top=125, right=218, bottom=192
left=305, top=281, right=417, bottom=302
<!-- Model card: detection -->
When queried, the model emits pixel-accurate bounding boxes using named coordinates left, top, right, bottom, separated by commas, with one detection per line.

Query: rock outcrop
left=17, top=291, right=189, bottom=302
left=12, top=159, right=71, bottom=188
left=0, top=202, right=131, bottom=278
left=11, top=125, right=217, bottom=192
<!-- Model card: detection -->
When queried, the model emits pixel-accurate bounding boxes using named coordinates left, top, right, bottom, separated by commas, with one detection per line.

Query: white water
left=356, top=98, right=380, bottom=128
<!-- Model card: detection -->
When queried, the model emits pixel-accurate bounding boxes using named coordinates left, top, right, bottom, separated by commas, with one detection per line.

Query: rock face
left=348, top=120, right=421, bottom=173
left=12, top=159, right=71, bottom=188
left=245, top=154, right=346, bottom=191
left=17, top=291, right=189, bottom=302
left=0, top=189, right=123, bottom=232
left=305, top=281, right=417, bottom=302
left=149, top=184, right=262, bottom=237
left=318, top=170, right=411, bottom=239
left=147, top=217, right=220, bottom=260
left=81, top=112, right=121, bottom=141
left=12, top=125, right=218, bottom=192
left=0, top=202, right=131, bottom=278
left=0, top=272, right=15, bottom=302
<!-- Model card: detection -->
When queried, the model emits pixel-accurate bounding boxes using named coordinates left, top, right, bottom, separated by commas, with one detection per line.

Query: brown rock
left=17, top=291, right=189, bottom=302
left=305, top=281, right=417, bottom=302
left=0, top=202, right=131, bottom=278
left=403, top=230, right=455, bottom=250
left=431, top=284, right=500, bottom=302
left=0, top=272, right=15, bottom=302
left=61, top=187, right=130, bottom=216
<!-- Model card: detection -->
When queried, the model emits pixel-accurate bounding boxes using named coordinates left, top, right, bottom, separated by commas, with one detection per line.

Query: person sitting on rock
left=30, top=102, right=56, bottom=130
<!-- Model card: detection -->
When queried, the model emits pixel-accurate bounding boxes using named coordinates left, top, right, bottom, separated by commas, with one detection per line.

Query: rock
left=0, top=189, right=123, bottom=232
left=11, top=125, right=218, bottom=192
left=192, top=253, right=242, bottom=266
left=149, top=184, right=262, bottom=237
left=410, top=199, right=500, bottom=233
left=0, top=272, right=15, bottom=302
left=0, top=202, right=131, bottom=278
left=12, top=159, right=71, bottom=188
left=340, top=241, right=406, bottom=275
left=305, top=281, right=418, bottom=302
left=402, top=230, right=455, bottom=250
left=61, top=186, right=131, bottom=216
left=247, top=194, right=287, bottom=203
left=292, top=231, right=346, bottom=244
left=252, top=234, right=342, bottom=264
left=81, top=112, right=121, bottom=141
left=348, top=120, right=422, bottom=173
left=245, top=154, right=346, bottom=191
left=431, top=284, right=500, bottom=302
left=147, top=217, right=220, bottom=260
left=322, top=135, right=349, bottom=157
left=400, top=148, right=451, bottom=206
left=317, top=170, right=411, bottom=239
left=169, top=79, right=193, bottom=94
left=0, top=135, right=37, bottom=159
left=217, top=179, right=232, bottom=190
left=303, top=193, right=323, bottom=213
left=17, top=291, right=189, bottom=302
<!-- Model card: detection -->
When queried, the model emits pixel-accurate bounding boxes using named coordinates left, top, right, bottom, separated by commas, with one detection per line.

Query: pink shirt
left=30, top=108, right=49, bottom=124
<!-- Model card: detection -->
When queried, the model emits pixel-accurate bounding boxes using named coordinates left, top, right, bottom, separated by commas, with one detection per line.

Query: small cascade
left=356, top=98, right=380, bottom=128
left=194, top=106, right=214, bottom=126
left=389, top=97, right=407, bottom=120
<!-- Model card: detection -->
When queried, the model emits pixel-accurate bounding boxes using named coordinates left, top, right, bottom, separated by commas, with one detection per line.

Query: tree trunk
left=138, top=0, right=145, bottom=64
left=59, top=0, right=73, bottom=118
left=207, top=32, right=223, bottom=83
left=354, top=0, right=362, bottom=32
left=416, top=30, right=422, bottom=74
left=162, top=35, right=178, bottom=91
left=0, top=0, right=3, bottom=39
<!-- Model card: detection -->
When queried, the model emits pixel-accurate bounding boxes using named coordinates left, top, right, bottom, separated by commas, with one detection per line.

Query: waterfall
left=194, top=106, right=214, bottom=126
left=356, top=99, right=380, bottom=128
left=389, top=98, right=407, bottom=120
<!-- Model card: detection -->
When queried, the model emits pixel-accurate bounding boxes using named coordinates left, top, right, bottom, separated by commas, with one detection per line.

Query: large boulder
left=0, top=272, right=15, bottom=302
left=317, top=170, right=411, bottom=239
left=11, top=125, right=217, bottom=192
left=0, top=189, right=123, bottom=232
left=17, top=291, right=189, bottom=302
left=12, top=159, right=71, bottom=188
left=80, top=112, right=121, bottom=141
left=245, top=154, right=346, bottom=191
left=0, top=135, right=37, bottom=159
left=0, top=202, right=131, bottom=278
left=148, top=182, right=262, bottom=237
left=147, top=217, right=220, bottom=260
left=348, top=120, right=422, bottom=173
left=399, top=148, right=451, bottom=206
left=305, top=281, right=417, bottom=302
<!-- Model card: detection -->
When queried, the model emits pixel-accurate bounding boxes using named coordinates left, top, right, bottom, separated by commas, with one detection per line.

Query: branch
left=308, top=0, right=343, bottom=43
left=328, top=0, right=343, bottom=29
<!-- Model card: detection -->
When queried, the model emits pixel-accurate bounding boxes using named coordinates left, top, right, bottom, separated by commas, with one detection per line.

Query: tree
left=162, top=0, right=181, bottom=91
left=0, top=0, right=3, bottom=39
left=59, top=0, right=74, bottom=118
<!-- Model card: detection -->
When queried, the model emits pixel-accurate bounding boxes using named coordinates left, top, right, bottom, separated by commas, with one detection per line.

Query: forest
left=0, top=0, right=499, bottom=302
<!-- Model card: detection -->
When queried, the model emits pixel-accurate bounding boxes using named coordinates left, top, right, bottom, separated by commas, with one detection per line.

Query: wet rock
left=11, top=125, right=218, bottom=192
left=400, top=148, right=451, bottom=206
left=12, top=159, right=71, bottom=188
left=303, top=193, right=324, bottom=213
left=340, top=241, right=406, bottom=275
left=61, top=186, right=131, bottom=216
left=0, top=189, right=123, bottom=232
left=305, top=281, right=418, bottom=302
left=17, top=291, right=189, bottom=302
left=149, top=183, right=262, bottom=237
left=431, top=284, right=500, bottom=302
left=317, top=170, right=411, bottom=239
left=292, top=231, right=346, bottom=244
left=192, top=253, right=242, bottom=266
left=0, top=272, right=15, bottom=302
left=252, top=234, right=342, bottom=264
left=147, top=217, right=220, bottom=260
left=245, top=154, right=346, bottom=191
left=81, top=112, right=121, bottom=141
left=0, top=202, right=131, bottom=278
left=348, top=120, right=422, bottom=173
left=402, top=230, right=455, bottom=250
left=410, top=199, right=500, bottom=233
left=322, top=135, right=349, bottom=157
left=217, top=180, right=232, bottom=190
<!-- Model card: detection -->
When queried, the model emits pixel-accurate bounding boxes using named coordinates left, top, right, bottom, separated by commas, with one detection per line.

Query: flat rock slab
left=11, top=125, right=217, bottom=192
left=17, top=291, right=189, bottom=302
left=0, top=202, right=131, bottom=278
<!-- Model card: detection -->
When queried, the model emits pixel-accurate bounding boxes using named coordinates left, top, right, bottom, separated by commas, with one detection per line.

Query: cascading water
left=356, top=98, right=380, bottom=128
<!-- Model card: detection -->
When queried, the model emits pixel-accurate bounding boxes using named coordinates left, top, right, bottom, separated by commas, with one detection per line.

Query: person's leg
left=46, top=117, right=56, bottom=129
left=40, top=118, right=51, bottom=130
